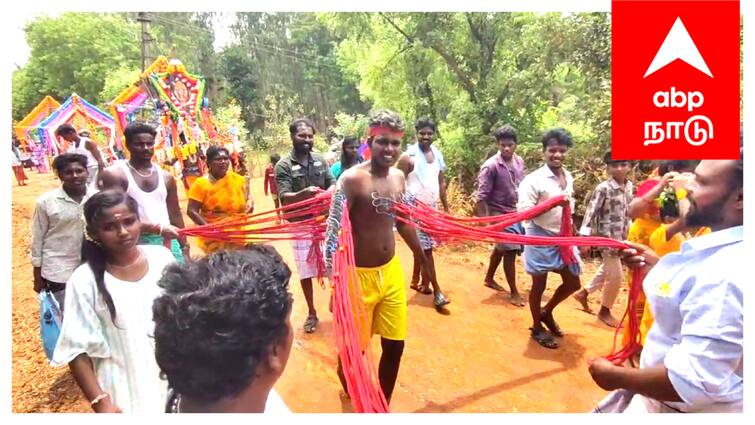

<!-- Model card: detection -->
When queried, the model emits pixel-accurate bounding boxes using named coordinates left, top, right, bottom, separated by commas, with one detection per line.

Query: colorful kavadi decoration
left=14, top=95, right=60, bottom=148
left=109, top=56, right=221, bottom=168
left=37, top=93, right=116, bottom=156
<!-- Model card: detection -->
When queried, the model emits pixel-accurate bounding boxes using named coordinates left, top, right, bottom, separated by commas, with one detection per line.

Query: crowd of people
left=25, top=109, right=743, bottom=413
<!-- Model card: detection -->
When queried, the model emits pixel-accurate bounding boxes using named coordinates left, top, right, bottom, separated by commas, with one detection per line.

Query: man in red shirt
left=264, top=153, right=281, bottom=222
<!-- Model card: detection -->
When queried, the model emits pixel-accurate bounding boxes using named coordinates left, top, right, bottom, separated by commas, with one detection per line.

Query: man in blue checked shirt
left=588, top=148, right=743, bottom=413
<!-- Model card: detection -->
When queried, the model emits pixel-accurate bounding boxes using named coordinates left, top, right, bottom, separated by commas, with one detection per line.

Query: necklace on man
left=128, top=162, right=155, bottom=178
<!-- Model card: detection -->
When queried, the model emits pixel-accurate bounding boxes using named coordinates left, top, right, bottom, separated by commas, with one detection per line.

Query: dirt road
left=11, top=170, right=621, bottom=413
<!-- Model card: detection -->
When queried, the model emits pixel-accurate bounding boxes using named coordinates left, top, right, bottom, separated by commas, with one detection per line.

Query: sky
left=11, top=11, right=48, bottom=68
left=12, top=11, right=237, bottom=69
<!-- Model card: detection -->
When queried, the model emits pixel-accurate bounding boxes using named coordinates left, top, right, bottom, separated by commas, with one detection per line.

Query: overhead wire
left=148, top=13, right=342, bottom=71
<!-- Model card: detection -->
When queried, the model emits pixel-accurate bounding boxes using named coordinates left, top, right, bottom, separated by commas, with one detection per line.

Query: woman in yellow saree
left=622, top=160, right=698, bottom=359
left=187, top=145, right=254, bottom=254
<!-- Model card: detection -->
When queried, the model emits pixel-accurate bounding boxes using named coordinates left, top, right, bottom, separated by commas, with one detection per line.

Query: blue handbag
left=39, top=290, right=62, bottom=360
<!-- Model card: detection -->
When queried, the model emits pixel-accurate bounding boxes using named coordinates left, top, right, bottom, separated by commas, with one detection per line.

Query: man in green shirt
left=275, top=118, right=335, bottom=333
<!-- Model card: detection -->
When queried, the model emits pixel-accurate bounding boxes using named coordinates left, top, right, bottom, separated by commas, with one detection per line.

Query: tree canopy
left=13, top=13, right=140, bottom=119
left=13, top=12, right=614, bottom=208
left=319, top=12, right=611, bottom=185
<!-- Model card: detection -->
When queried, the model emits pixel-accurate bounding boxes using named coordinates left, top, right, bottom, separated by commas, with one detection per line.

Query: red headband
left=368, top=125, right=404, bottom=139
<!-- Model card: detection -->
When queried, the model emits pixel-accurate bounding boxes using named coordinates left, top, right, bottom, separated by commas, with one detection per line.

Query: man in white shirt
left=396, top=117, right=450, bottom=309
left=589, top=153, right=743, bottom=413
left=31, top=153, right=97, bottom=310
left=516, top=128, right=581, bottom=349
left=99, top=122, right=188, bottom=261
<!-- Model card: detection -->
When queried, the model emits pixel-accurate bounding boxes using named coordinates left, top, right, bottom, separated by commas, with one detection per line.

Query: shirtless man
left=99, top=122, right=189, bottom=261
left=325, top=110, right=430, bottom=404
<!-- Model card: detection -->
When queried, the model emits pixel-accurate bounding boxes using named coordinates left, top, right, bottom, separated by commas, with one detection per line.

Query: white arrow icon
left=644, top=17, right=713, bottom=78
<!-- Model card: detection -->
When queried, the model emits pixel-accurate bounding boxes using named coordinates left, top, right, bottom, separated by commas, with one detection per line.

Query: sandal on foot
left=410, top=282, right=432, bottom=295
left=303, top=315, right=319, bottom=333
left=434, top=292, right=451, bottom=308
left=484, top=281, right=506, bottom=291
left=530, top=327, right=559, bottom=349
left=540, top=311, right=564, bottom=337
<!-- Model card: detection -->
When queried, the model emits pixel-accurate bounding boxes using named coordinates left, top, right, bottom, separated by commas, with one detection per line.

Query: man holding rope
left=396, top=117, right=450, bottom=309
left=517, top=128, right=581, bottom=349
left=589, top=151, right=743, bottom=413
left=275, top=118, right=335, bottom=333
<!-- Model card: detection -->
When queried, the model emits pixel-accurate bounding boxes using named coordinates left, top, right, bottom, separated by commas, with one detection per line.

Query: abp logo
left=612, top=0, right=740, bottom=160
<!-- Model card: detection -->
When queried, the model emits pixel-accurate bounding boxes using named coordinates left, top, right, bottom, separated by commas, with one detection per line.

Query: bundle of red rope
left=178, top=191, right=644, bottom=413
left=603, top=268, right=644, bottom=365
left=330, top=197, right=390, bottom=413
left=391, top=194, right=644, bottom=365
left=178, top=190, right=333, bottom=243
left=178, top=190, right=334, bottom=282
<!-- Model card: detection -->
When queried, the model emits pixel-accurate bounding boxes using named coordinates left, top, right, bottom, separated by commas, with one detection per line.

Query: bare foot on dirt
left=484, top=279, right=505, bottom=291
left=508, top=293, right=525, bottom=307
left=597, top=311, right=620, bottom=328
left=572, top=289, right=592, bottom=313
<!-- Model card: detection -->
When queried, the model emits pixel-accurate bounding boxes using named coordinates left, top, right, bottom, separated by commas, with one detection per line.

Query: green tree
left=99, top=68, right=142, bottom=103
left=12, top=69, right=36, bottom=122
left=225, top=12, right=368, bottom=137
left=219, top=44, right=263, bottom=133
left=321, top=12, right=612, bottom=192
left=13, top=13, right=140, bottom=118
left=331, top=112, right=369, bottom=139
left=213, top=100, right=249, bottom=143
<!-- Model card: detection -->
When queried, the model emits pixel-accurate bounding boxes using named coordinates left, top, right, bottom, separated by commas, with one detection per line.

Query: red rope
left=331, top=198, right=390, bottom=413
left=603, top=267, right=645, bottom=365
left=178, top=190, right=332, bottom=244
left=392, top=196, right=628, bottom=251
left=392, top=195, right=642, bottom=365
left=179, top=190, right=643, bottom=399
left=178, top=190, right=332, bottom=287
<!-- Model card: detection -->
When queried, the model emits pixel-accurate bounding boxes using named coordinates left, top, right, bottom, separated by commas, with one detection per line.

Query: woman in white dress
left=52, top=189, right=175, bottom=413
left=153, top=246, right=294, bottom=413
